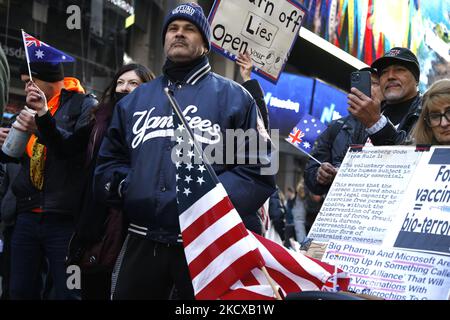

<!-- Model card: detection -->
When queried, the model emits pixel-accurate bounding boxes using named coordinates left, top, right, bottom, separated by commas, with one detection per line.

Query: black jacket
left=242, top=79, right=269, bottom=129
left=268, top=189, right=285, bottom=238
left=241, top=78, right=271, bottom=234
left=304, top=95, right=421, bottom=195
left=0, top=162, right=20, bottom=226
left=3, top=89, right=97, bottom=216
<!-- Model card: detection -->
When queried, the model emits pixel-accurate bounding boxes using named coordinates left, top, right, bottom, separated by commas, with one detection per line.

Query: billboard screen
left=253, top=72, right=349, bottom=136
left=311, top=79, right=349, bottom=124
left=253, top=72, right=314, bottom=136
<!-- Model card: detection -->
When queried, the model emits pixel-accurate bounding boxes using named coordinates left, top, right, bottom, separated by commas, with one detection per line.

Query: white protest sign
left=323, top=241, right=450, bottom=300
left=208, top=0, right=307, bottom=83
left=384, top=147, right=450, bottom=256
left=308, top=146, right=421, bottom=245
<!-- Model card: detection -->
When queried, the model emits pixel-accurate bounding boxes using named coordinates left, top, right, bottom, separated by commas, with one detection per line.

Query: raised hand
left=236, top=51, right=253, bottom=82
left=25, top=81, right=49, bottom=116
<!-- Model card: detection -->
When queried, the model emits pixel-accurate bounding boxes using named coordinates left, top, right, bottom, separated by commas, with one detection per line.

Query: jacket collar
left=184, top=58, right=211, bottom=85
left=165, top=56, right=211, bottom=86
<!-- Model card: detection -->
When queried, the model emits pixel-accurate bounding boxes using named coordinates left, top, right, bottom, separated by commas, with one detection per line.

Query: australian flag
left=22, top=30, right=75, bottom=63
left=285, top=113, right=326, bottom=154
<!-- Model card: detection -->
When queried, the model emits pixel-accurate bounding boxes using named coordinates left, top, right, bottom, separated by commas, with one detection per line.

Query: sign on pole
left=208, top=0, right=307, bottom=84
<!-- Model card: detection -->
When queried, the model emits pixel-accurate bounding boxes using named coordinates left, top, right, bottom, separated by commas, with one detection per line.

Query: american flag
left=221, top=233, right=350, bottom=299
left=173, top=117, right=265, bottom=300
left=169, top=91, right=350, bottom=300
left=22, top=30, right=75, bottom=63
left=286, top=113, right=326, bottom=155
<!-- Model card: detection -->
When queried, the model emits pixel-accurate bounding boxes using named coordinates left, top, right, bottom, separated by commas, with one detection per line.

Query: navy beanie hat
left=162, top=2, right=211, bottom=51
left=20, top=61, right=64, bottom=82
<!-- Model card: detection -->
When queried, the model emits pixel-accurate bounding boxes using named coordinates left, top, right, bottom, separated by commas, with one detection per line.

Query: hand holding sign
left=236, top=51, right=253, bottom=82
left=209, top=0, right=307, bottom=83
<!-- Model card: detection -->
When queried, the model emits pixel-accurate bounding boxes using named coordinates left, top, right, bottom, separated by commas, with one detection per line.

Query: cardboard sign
left=308, top=146, right=421, bottom=245
left=323, top=241, right=450, bottom=300
left=208, top=0, right=307, bottom=83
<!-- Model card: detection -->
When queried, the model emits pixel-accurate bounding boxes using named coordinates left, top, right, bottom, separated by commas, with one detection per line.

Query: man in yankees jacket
left=94, top=2, right=276, bottom=299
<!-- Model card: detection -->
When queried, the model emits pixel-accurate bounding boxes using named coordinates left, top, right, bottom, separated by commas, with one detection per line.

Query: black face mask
left=113, top=92, right=129, bottom=104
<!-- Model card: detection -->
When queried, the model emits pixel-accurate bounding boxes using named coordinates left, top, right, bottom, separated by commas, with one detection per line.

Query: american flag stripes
left=169, top=89, right=266, bottom=300
left=221, top=233, right=350, bottom=299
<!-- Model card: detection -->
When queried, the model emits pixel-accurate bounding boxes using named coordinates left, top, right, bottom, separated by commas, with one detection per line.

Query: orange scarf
left=26, top=77, right=85, bottom=190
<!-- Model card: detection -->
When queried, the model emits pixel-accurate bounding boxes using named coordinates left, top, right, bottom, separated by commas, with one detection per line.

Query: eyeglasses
left=425, top=109, right=450, bottom=127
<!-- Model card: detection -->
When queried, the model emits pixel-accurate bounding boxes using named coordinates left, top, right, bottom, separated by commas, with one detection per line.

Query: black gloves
left=105, top=171, right=127, bottom=207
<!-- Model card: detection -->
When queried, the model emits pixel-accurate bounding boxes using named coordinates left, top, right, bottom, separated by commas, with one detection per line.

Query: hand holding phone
left=351, top=71, right=371, bottom=98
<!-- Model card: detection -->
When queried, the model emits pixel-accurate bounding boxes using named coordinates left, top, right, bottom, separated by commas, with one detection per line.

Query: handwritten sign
left=323, top=241, right=450, bottom=300
left=208, top=0, right=307, bottom=83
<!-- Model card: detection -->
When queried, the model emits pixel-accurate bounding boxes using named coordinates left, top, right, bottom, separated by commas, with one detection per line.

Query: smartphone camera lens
left=352, top=73, right=360, bottom=82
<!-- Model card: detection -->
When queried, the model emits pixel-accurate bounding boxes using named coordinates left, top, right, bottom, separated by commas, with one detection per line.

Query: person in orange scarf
left=1, top=61, right=97, bottom=299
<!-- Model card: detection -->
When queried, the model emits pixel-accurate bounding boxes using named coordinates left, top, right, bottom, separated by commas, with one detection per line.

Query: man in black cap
left=94, top=2, right=275, bottom=299
left=348, top=47, right=421, bottom=145
left=0, top=61, right=97, bottom=299
left=305, top=48, right=422, bottom=195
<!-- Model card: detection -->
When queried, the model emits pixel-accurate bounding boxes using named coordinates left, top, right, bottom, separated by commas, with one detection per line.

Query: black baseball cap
left=371, top=47, right=420, bottom=81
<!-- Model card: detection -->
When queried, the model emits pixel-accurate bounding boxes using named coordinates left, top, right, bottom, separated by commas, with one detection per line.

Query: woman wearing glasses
left=411, top=79, right=450, bottom=145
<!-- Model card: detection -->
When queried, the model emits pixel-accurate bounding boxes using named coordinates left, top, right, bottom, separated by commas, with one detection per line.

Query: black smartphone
left=351, top=71, right=371, bottom=98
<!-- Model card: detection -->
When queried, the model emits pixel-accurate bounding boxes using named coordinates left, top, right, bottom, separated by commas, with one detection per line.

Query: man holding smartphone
left=305, top=47, right=421, bottom=195
left=348, top=47, right=421, bottom=145
left=304, top=67, right=383, bottom=195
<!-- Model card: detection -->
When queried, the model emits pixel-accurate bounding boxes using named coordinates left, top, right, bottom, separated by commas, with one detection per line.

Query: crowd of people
left=0, top=2, right=448, bottom=300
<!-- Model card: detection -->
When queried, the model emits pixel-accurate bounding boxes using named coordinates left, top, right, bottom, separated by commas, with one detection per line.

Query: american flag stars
left=174, top=130, right=211, bottom=200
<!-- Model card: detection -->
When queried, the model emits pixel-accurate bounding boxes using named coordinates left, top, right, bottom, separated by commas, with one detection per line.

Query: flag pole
left=286, top=138, right=322, bottom=165
left=21, top=29, right=33, bottom=82
left=333, top=253, right=339, bottom=291
left=300, top=148, right=322, bottom=165
left=261, top=266, right=283, bottom=300
left=164, top=88, right=219, bottom=183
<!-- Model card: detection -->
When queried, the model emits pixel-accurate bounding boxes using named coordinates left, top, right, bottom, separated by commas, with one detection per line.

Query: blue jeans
left=10, top=213, right=80, bottom=300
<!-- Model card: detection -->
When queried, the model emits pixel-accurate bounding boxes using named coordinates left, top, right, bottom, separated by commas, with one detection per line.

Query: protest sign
left=322, top=241, right=450, bottom=300
left=307, top=146, right=421, bottom=245
left=208, top=0, right=307, bottom=83
left=384, top=147, right=450, bottom=256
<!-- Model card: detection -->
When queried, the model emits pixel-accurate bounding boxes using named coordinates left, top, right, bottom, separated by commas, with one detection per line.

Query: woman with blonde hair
left=411, top=79, right=450, bottom=145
